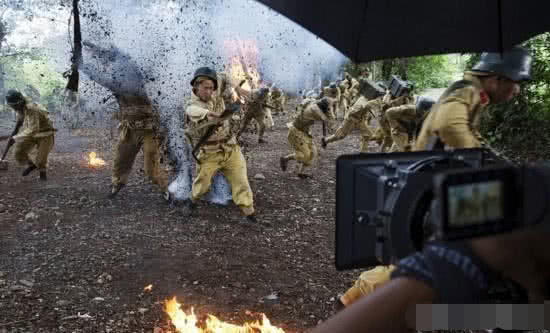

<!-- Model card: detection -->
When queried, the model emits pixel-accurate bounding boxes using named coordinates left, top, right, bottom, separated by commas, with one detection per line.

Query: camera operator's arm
left=312, top=277, right=435, bottom=333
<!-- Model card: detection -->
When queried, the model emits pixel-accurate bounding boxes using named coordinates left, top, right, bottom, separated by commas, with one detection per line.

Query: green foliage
left=406, top=55, right=457, bottom=91
left=347, top=54, right=462, bottom=93
left=472, top=33, right=550, bottom=161
left=2, top=54, right=65, bottom=106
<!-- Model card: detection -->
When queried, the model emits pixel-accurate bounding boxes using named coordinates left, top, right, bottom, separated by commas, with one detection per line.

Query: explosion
left=88, top=152, right=106, bottom=167
left=223, top=39, right=262, bottom=91
left=164, top=297, right=285, bottom=333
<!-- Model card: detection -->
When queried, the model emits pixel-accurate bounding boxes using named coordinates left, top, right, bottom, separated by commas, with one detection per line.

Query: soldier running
left=109, top=94, right=170, bottom=199
left=3, top=90, right=56, bottom=181
left=280, top=97, right=333, bottom=178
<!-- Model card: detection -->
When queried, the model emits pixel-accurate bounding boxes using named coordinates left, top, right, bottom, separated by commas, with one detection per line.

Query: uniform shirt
left=323, top=86, right=341, bottom=100
left=292, top=103, right=329, bottom=134
left=14, top=102, right=55, bottom=140
left=414, top=73, right=490, bottom=150
left=118, top=95, right=154, bottom=120
left=347, top=96, right=384, bottom=123
left=185, top=92, right=236, bottom=145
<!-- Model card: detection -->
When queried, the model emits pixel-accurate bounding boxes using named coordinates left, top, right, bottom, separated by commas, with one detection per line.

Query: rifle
left=191, top=104, right=241, bottom=164
left=1, top=137, right=15, bottom=161
left=322, top=121, right=327, bottom=137
left=261, top=103, right=277, bottom=109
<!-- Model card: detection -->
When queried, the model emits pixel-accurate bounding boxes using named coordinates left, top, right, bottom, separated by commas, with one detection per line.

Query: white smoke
left=10, top=0, right=348, bottom=204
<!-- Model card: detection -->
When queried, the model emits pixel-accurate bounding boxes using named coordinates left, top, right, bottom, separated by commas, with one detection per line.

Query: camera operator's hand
left=469, top=227, right=550, bottom=302
left=312, top=228, right=550, bottom=333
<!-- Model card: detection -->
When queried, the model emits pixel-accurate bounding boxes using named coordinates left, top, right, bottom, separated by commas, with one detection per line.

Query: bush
left=470, top=33, right=550, bottom=161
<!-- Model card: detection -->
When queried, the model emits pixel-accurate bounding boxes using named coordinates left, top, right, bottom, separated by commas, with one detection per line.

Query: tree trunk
left=65, top=0, right=81, bottom=92
left=63, top=0, right=82, bottom=129
left=397, top=58, right=410, bottom=80
left=0, top=62, right=4, bottom=101
left=381, top=59, right=394, bottom=81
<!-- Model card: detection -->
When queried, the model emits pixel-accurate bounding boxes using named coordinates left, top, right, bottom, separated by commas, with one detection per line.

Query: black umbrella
left=255, top=0, right=550, bottom=61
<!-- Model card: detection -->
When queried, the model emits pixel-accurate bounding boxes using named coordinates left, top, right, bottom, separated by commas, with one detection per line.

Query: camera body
left=335, top=149, right=550, bottom=271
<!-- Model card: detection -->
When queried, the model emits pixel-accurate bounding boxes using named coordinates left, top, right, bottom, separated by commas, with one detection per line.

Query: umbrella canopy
left=255, top=0, right=550, bottom=61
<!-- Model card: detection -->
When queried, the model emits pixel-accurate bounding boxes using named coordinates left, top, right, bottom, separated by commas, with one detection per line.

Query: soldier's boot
left=297, top=164, right=312, bottom=179
left=22, top=163, right=37, bottom=177
left=279, top=157, right=288, bottom=172
left=39, top=171, right=47, bottom=181
left=108, top=183, right=125, bottom=199
left=321, top=137, right=328, bottom=149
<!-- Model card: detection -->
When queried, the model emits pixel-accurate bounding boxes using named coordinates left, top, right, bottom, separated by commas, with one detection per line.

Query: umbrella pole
left=497, top=0, right=503, bottom=55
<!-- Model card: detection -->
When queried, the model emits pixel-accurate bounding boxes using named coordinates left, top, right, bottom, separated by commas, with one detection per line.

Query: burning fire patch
left=88, top=152, right=106, bottom=167
left=164, top=297, right=285, bottom=332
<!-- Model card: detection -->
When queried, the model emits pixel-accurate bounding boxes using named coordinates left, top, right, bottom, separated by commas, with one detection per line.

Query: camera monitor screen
left=447, top=180, right=504, bottom=227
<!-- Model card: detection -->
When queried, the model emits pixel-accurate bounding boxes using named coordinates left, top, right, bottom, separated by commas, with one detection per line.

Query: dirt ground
left=0, top=104, right=375, bottom=332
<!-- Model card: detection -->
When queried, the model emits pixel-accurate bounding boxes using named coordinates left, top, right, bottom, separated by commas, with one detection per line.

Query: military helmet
left=317, top=97, right=330, bottom=113
left=376, top=81, right=388, bottom=90
left=5, top=89, right=25, bottom=106
left=329, top=82, right=337, bottom=89
left=190, top=67, right=218, bottom=90
left=472, top=46, right=532, bottom=82
left=258, top=87, right=270, bottom=97
left=416, top=96, right=436, bottom=113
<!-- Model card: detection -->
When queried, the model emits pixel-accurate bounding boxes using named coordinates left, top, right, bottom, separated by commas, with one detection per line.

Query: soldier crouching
left=184, top=67, right=258, bottom=223
left=4, top=89, right=56, bottom=181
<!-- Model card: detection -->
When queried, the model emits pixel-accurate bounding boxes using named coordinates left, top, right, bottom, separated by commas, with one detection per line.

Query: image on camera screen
left=447, top=181, right=504, bottom=227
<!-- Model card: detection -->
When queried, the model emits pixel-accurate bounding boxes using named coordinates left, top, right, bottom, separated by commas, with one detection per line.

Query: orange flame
left=223, top=39, right=262, bottom=91
left=164, top=297, right=285, bottom=332
left=88, top=152, right=106, bottom=167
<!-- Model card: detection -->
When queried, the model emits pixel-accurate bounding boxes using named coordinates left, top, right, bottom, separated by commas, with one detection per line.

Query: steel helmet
left=190, top=67, right=218, bottom=90
left=472, top=46, right=532, bottom=82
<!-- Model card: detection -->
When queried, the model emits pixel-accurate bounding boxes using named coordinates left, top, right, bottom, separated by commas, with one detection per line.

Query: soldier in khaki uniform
left=4, top=90, right=56, bottom=180
left=280, top=97, right=332, bottom=178
left=415, top=47, right=531, bottom=151
left=385, top=96, right=436, bottom=152
left=184, top=67, right=257, bottom=222
left=337, top=80, right=349, bottom=120
left=322, top=82, right=341, bottom=131
left=269, top=86, right=285, bottom=115
left=109, top=94, right=170, bottom=199
left=235, top=85, right=270, bottom=143
left=321, top=93, right=384, bottom=153
left=345, top=72, right=360, bottom=106
left=337, top=48, right=533, bottom=312
left=376, top=89, right=414, bottom=152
